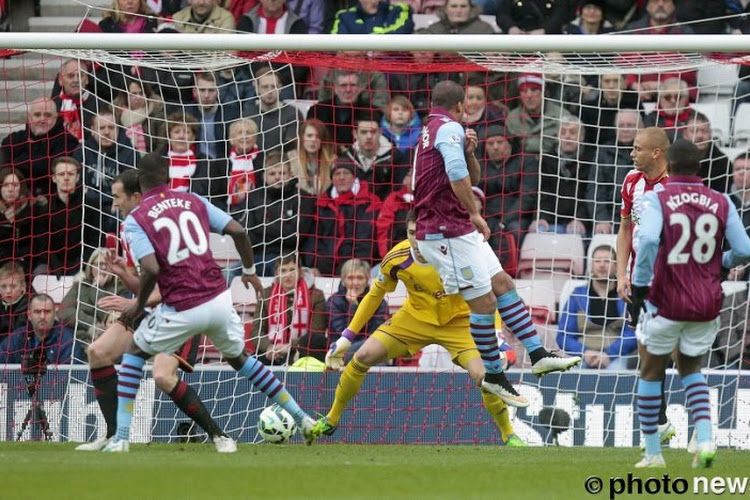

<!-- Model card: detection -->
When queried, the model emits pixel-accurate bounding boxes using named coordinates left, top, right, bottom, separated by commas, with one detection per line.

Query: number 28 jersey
left=649, top=177, right=730, bottom=321
left=123, top=184, right=229, bottom=312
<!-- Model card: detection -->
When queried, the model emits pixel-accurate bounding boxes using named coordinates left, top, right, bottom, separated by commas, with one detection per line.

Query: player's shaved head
left=638, top=126, right=670, bottom=152
left=432, top=80, right=465, bottom=109
left=666, top=138, right=700, bottom=176
left=138, top=152, right=170, bottom=191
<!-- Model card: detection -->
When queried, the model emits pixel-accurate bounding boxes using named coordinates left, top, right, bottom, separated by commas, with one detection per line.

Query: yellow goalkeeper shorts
left=372, top=309, right=479, bottom=363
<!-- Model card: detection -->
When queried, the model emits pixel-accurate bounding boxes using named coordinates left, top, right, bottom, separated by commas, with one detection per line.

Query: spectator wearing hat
left=313, top=159, right=382, bottom=275
left=506, top=73, right=563, bottom=154
left=496, top=0, right=571, bottom=34
left=562, top=0, right=614, bottom=34
left=478, top=125, right=538, bottom=243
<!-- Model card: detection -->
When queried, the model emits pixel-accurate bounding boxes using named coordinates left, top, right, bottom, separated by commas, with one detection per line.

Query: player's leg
left=321, top=329, right=405, bottom=436
left=491, top=270, right=581, bottom=376
left=418, top=235, right=527, bottom=407
left=152, top=352, right=236, bottom=453
left=454, top=349, right=525, bottom=446
left=634, top=313, right=677, bottom=468
left=76, top=321, right=132, bottom=450
left=676, top=318, right=720, bottom=469
left=101, top=339, right=150, bottom=453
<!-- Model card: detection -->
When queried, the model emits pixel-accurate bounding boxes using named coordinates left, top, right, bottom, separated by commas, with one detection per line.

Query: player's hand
left=98, top=295, right=135, bottom=312
left=104, top=250, right=129, bottom=277
left=119, top=304, right=145, bottom=331
left=242, top=273, right=264, bottom=298
left=470, top=213, right=490, bottom=241
left=464, top=129, right=478, bottom=154
left=326, top=330, right=355, bottom=370
left=627, top=285, right=649, bottom=328
left=617, top=275, right=631, bottom=303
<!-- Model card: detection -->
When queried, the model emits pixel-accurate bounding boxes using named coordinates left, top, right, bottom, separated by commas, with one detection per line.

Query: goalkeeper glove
left=627, top=285, right=650, bottom=328
left=325, top=328, right=356, bottom=370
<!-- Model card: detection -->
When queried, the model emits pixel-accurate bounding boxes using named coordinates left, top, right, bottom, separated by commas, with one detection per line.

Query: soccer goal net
left=0, top=20, right=748, bottom=448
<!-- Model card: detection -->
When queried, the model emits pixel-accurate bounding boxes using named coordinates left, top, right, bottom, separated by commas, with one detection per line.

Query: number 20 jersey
left=124, top=184, right=228, bottom=312
left=649, top=178, right=730, bottom=321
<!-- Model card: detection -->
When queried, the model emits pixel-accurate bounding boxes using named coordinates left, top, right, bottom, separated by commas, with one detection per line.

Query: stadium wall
left=1, top=367, right=748, bottom=448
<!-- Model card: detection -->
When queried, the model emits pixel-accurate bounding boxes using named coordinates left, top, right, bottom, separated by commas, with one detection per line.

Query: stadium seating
left=209, top=233, right=241, bottom=268
left=283, top=99, right=317, bottom=120
left=514, top=278, right=557, bottom=324
left=518, top=233, right=585, bottom=277
left=697, top=63, right=739, bottom=101
left=32, top=274, right=76, bottom=304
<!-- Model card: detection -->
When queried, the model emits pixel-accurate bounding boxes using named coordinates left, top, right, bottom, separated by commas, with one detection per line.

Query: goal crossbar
left=0, top=33, right=748, bottom=53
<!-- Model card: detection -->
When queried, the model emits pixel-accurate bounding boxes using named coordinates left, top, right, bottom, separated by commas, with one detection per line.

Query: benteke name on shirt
left=147, top=198, right=193, bottom=219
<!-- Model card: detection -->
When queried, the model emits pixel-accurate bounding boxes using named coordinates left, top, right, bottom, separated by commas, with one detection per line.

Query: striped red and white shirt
left=620, top=168, right=668, bottom=275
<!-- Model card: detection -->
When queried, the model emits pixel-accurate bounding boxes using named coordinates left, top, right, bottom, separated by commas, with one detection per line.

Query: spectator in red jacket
left=376, top=167, right=412, bottom=258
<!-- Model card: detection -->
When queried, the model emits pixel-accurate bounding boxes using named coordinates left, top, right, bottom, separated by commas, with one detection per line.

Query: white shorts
left=636, top=311, right=720, bottom=357
left=417, top=231, right=502, bottom=301
left=133, top=289, right=245, bottom=359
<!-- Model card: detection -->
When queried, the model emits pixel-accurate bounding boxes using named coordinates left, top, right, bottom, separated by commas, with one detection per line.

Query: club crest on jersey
left=460, top=266, right=474, bottom=280
left=449, top=134, right=461, bottom=144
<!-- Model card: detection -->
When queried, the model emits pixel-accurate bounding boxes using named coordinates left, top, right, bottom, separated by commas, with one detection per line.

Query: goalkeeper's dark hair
left=666, top=138, right=700, bottom=176
left=406, top=210, right=416, bottom=224
left=113, top=168, right=141, bottom=196
left=432, top=80, right=465, bottom=110
left=138, top=152, right=170, bottom=191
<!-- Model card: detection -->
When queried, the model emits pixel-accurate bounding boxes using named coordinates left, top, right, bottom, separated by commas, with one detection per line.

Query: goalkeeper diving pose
left=313, top=212, right=526, bottom=446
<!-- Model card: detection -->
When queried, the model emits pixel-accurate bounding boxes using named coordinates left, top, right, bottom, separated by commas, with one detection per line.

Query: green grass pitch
left=2, top=443, right=749, bottom=499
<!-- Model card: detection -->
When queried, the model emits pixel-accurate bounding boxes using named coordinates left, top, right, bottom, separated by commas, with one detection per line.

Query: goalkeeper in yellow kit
left=312, top=212, right=526, bottom=446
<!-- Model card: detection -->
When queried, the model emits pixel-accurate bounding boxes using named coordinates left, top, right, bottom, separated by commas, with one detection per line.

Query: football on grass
left=258, top=404, right=297, bottom=444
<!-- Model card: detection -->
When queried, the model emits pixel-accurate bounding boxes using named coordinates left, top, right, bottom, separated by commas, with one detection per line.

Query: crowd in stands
left=1, top=0, right=750, bottom=370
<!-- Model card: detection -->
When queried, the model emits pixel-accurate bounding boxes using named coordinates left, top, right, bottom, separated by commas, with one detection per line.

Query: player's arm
left=197, top=195, right=264, bottom=297
left=436, top=122, right=490, bottom=240
left=326, top=257, right=397, bottom=370
left=105, top=250, right=142, bottom=294
left=464, top=128, right=481, bottom=185
left=721, top=196, right=750, bottom=269
left=616, top=216, right=632, bottom=302
left=118, top=216, right=160, bottom=330
left=629, top=192, right=663, bottom=327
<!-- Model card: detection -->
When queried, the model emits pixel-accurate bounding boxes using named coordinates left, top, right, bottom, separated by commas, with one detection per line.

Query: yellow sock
left=326, top=357, right=370, bottom=426
left=481, top=389, right=514, bottom=442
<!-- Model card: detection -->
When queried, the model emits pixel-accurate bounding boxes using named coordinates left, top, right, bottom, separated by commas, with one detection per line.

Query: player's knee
left=87, top=341, right=112, bottom=367
left=153, top=366, right=178, bottom=393
left=468, top=292, right=496, bottom=315
left=353, top=348, right=380, bottom=367
left=491, top=271, right=514, bottom=296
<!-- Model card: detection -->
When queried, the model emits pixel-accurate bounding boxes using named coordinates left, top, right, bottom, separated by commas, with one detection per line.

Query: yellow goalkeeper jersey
left=374, top=240, right=470, bottom=327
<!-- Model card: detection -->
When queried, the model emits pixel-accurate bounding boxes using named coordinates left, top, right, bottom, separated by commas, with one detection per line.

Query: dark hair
left=666, top=138, right=701, bottom=176
left=354, top=108, right=383, bottom=126
left=274, top=253, right=298, bottom=275
left=591, top=244, right=615, bottom=258
left=431, top=80, right=465, bottom=109
left=406, top=210, right=416, bottom=224
left=113, top=168, right=142, bottom=196
left=688, top=110, right=710, bottom=125
left=0, top=167, right=30, bottom=200
left=138, top=152, right=170, bottom=191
